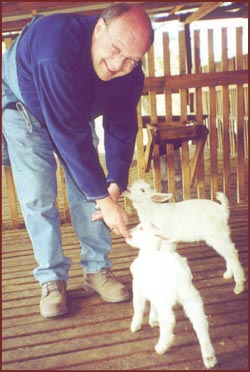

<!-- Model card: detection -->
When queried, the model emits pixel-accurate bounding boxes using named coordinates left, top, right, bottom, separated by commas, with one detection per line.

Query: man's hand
left=92, top=195, right=130, bottom=238
left=107, top=182, right=121, bottom=203
left=91, top=182, right=120, bottom=222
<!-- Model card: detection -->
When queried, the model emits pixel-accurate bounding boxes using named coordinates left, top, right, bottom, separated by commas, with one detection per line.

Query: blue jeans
left=2, top=107, right=112, bottom=285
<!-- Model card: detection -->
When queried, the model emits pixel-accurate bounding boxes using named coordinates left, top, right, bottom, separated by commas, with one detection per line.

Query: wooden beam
left=154, top=7, right=248, bottom=23
left=2, top=2, right=248, bottom=32
left=183, top=2, right=224, bottom=24
left=2, top=2, right=113, bottom=32
left=142, top=70, right=248, bottom=94
left=185, top=24, right=192, bottom=73
left=168, top=5, right=184, bottom=15
left=2, top=1, right=111, bottom=16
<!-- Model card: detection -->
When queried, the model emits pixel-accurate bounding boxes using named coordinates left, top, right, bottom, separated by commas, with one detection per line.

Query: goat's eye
left=140, top=188, right=145, bottom=192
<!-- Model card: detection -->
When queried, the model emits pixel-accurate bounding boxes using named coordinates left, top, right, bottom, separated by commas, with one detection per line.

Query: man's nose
left=110, top=55, right=126, bottom=70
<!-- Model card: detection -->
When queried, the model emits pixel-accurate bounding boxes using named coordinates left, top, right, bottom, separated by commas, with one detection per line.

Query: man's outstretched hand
left=92, top=183, right=130, bottom=238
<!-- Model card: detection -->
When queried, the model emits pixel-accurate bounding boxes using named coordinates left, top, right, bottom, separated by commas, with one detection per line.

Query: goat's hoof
left=234, top=282, right=244, bottom=294
left=204, top=355, right=217, bottom=369
left=155, top=334, right=174, bottom=355
left=149, top=319, right=159, bottom=328
left=130, top=322, right=141, bottom=333
left=223, top=270, right=233, bottom=279
left=155, top=344, right=167, bottom=355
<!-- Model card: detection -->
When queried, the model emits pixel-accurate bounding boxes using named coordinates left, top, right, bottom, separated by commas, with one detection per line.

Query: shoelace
left=99, top=270, right=117, bottom=286
left=101, top=269, right=115, bottom=279
left=42, top=281, right=63, bottom=296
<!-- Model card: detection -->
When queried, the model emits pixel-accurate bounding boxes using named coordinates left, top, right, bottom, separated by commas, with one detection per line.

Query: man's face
left=91, top=16, right=149, bottom=81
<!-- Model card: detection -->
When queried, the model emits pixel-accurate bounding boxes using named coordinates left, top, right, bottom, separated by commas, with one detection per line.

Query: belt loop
left=16, top=102, right=33, bottom=133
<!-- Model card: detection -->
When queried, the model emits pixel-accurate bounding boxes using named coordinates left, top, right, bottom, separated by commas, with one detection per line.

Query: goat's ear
left=140, top=222, right=155, bottom=231
left=155, top=234, right=175, bottom=242
left=150, top=193, right=172, bottom=203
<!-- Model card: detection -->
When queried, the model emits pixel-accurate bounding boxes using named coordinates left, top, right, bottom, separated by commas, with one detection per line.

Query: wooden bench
left=144, top=122, right=209, bottom=199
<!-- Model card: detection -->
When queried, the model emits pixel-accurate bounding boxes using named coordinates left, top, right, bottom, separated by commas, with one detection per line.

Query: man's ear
left=94, top=17, right=106, bottom=37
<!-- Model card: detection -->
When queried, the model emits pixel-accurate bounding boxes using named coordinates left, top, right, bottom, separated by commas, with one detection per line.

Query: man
left=2, top=3, right=154, bottom=317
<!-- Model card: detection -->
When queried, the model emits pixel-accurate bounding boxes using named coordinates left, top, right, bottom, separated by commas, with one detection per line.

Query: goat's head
left=124, top=180, right=172, bottom=203
left=126, top=223, right=176, bottom=252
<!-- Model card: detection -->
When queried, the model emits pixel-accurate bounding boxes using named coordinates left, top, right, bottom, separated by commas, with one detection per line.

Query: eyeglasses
left=104, top=21, right=141, bottom=70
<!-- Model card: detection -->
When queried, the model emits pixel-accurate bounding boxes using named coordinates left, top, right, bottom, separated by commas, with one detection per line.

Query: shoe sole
left=84, top=283, right=130, bottom=303
left=40, top=308, right=68, bottom=318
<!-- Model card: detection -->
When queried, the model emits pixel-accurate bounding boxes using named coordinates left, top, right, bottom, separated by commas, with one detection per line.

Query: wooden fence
left=2, top=25, right=248, bottom=229
left=134, top=27, right=248, bottom=203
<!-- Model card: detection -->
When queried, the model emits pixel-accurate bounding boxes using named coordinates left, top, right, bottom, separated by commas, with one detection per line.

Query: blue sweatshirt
left=16, top=13, right=144, bottom=199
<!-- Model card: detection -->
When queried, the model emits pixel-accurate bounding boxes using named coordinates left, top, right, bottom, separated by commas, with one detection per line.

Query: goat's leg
left=154, top=307, right=175, bottom=355
left=149, top=303, right=159, bottom=328
left=130, top=282, right=146, bottom=333
left=206, top=237, right=246, bottom=294
left=223, top=245, right=245, bottom=294
left=183, top=286, right=217, bottom=369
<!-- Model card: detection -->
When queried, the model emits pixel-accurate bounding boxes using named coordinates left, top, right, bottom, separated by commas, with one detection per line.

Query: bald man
left=2, top=3, right=154, bottom=317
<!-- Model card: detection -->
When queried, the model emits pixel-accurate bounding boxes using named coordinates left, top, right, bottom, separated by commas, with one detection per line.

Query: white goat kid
left=126, top=223, right=217, bottom=369
left=124, top=180, right=245, bottom=295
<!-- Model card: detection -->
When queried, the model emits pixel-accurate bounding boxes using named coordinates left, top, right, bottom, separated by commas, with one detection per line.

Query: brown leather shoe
left=84, top=269, right=129, bottom=303
left=40, top=280, right=67, bottom=318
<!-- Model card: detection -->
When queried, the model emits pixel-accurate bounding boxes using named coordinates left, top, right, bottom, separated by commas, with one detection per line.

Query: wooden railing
left=2, top=26, right=248, bottom=229
left=133, top=27, right=248, bottom=203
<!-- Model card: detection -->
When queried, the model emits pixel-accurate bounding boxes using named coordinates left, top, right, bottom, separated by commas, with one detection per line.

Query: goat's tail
left=216, top=192, right=230, bottom=220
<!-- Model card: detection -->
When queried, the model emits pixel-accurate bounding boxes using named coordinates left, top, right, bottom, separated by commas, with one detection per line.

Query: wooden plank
left=236, top=28, right=245, bottom=203
left=184, top=2, right=224, bottom=24
left=59, top=165, right=71, bottom=223
left=142, top=70, right=248, bottom=93
left=126, top=100, right=146, bottom=213
left=144, top=124, right=156, bottom=172
left=2, top=203, right=248, bottom=370
left=229, top=87, right=237, bottom=156
left=4, top=167, right=19, bottom=229
left=163, top=31, right=176, bottom=199
left=136, top=100, right=146, bottom=179
left=208, top=29, right=218, bottom=200
left=193, top=29, right=206, bottom=198
left=179, top=30, right=190, bottom=200
left=243, top=84, right=248, bottom=157
left=168, top=4, right=184, bottom=15
left=221, top=28, right=231, bottom=198
left=2, top=309, right=247, bottom=367
left=152, top=145, right=161, bottom=192
left=190, top=132, right=208, bottom=186
left=147, top=44, right=161, bottom=192
left=162, top=32, right=171, bottom=115
left=2, top=173, right=248, bottom=371
left=2, top=2, right=112, bottom=33
left=3, top=36, right=13, bottom=49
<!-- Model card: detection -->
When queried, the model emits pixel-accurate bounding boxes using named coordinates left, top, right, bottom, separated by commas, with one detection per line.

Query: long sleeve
left=16, top=13, right=145, bottom=199
left=31, top=58, right=109, bottom=199
left=103, top=68, right=144, bottom=192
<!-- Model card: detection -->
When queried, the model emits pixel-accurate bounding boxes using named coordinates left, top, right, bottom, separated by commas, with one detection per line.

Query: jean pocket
left=16, top=102, right=41, bottom=132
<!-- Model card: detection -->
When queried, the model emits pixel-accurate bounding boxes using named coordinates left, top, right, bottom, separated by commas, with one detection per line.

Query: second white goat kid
left=124, top=180, right=245, bottom=294
left=126, top=223, right=217, bottom=369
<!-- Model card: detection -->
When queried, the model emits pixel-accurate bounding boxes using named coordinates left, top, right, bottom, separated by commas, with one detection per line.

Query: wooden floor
left=2, top=200, right=248, bottom=370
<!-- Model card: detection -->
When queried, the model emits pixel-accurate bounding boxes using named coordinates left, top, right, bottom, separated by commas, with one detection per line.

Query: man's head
left=91, top=3, right=154, bottom=81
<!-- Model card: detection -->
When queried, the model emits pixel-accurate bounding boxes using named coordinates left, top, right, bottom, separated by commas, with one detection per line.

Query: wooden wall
left=134, top=26, right=248, bottom=202
left=2, top=25, right=248, bottom=229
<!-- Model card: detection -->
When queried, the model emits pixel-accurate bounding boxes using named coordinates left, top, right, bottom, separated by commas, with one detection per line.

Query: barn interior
left=2, top=2, right=248, bottom=370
